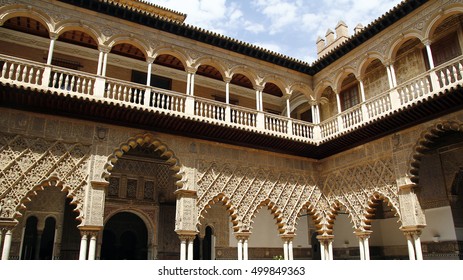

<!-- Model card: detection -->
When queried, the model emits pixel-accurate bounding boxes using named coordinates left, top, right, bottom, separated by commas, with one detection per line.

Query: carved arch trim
left=409, top=120, right=463, bottom=183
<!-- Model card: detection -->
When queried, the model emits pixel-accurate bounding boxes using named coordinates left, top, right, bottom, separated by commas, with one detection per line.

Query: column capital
left=400, top=225, right=425, bottom=237
left=234, top=231, right=251, bottom=241
left=178, top=232, right=197, bottom=242
left=186, top=67, right=197, bottom=74
left=254, top=85, right=264, bottom=92
left=174, top=188, right=197, bottom=198
left=421, top=39, right=432, bottom=46
left=354, top=229, right=372, bottom=238
left=0, top=220, right=18, bottom=231
left=78, top=226, right=102, bottom=236
left=280, top=233, right=295, bottom=242
left=49, top=32, right=59, bottom=40
left=316, top=234, right=334, bottom=242
left=98, top=45, right=111, bottom=53
left=146, top=57, right=155, bottom=64
left=223, top=77, right=232, bottom=83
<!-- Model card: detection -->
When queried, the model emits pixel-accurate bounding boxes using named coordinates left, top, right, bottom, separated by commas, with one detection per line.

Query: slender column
left=243, top=239, right=248, bottom=261
left=413, top=233, right=423, bottom=260
left=405, top=233, right=416, bottom=260
left=283, top=240, right=289, bottom=260
left=335, top=93, right=342, bottom=113
left=97, top=51, right=104, bottom=76
left=180, top=238, right=187, bottom=260
left=311, top=104, right=320, bottom=124
left=423, top=40, right=435, bottom=69
left=237, top=239, right=243, bottom=260
left=0, top=230, right=3, bottom=253
left=187, top=237, right=194, bottom=260
left=389, top=64, right=397, bottom=87
left=101, top=51, right=109, bottom=77
left=146, top=61, right=153, bottom=86
left=186, top=73, right=191, bottom=95
left=286, top=97, right=291, bottom=118
left=190, top=73, right=195, bottom=96
left=88, top=233, right=97, bottom=260
left=1, top=228, right=13, bottom=260
left=225, top=80, right=230, bottom=104
left=358, top=237, right=365, bottom=260
left=320, top=241, right=326, bottom=260
left=255, top=89, right=261, bottom=111
left=364, top=236, right=370, bottom=260
left=328, top=240, right=333, bottom=260
left=46, top=34, right=58, bottom=65
left=79, top=233, right=88, bottom=260
left=359, top=79, right=366, bottom=102
left=288, top=239, right=294, bottom=260
left=386, top=65, right=394, bottom=89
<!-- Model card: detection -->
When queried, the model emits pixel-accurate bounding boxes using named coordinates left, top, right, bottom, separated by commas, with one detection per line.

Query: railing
left=1, top=53, right=463, bottom=146
left=0, top=56, right=44, bottom=86
left=50, top=66, right=96, bottom=96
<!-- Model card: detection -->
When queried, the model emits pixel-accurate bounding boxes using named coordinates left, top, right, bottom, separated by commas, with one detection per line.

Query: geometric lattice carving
left=321, top=157, right=399, bottom=231
left=196, top=160, right=319, bottom=235
left=0, top=133, right=90, bottom=221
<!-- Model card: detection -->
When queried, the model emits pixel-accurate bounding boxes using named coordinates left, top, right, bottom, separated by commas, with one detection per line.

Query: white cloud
left=146, top=0, right=404, bottom=62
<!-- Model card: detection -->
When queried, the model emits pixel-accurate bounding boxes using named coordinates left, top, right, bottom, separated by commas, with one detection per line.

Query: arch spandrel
left=0, top=134, right=90, bottom=223
left=54, top=21, right=104, bottom=46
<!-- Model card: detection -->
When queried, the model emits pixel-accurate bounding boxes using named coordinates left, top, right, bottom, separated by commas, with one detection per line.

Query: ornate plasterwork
left=195, top=160, right=321, bottom=234
left=0, top=133, right=90, bottom=221
left=321, top=157, right=400, bottom=231
left=408, top=120, right=463, bottom=183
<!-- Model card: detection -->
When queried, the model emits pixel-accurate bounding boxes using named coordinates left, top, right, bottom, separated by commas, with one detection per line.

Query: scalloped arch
left=104, top=133, right=183, bottom=185
left=409, top=120, right=462, bottom=183
left=18, top=176, right=85, bottom=224
left=361, top=191, right=401, bottom=231
left=197, top=193, right=239, bottom=232
left=248, top=199, right=286, bottom=234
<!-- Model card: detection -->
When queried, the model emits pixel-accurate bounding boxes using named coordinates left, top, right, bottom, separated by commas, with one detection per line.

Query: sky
left=147, top=0, right=404, bottom=63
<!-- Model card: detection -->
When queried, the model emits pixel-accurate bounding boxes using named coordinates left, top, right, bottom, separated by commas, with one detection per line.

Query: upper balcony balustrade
left=1, top=53, right=463, bottom=146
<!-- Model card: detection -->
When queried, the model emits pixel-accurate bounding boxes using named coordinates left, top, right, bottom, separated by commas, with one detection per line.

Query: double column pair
left=0, top=222, right=16, bottom=260
left=78, top=229, right=100, bottom=260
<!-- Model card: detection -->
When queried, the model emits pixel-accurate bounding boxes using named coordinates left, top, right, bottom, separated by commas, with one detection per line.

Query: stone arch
left=106, top=34, right=150, bottom=60
left=314, top=81, right=334, bottom=101
left=54, top=20, right=104, bottom=46
left=329, top=199, right=359, bottom=230
left=424, top=3, right=463, bottom=40
left=153, top=46, right=190, bottom=70
left=358, top=52, right=387, bottom=78
left=387, top=32, right=425, bottom=62
left=262, top=75, right=289, bottom=96
left=103, top=208, right=154, bottom=241
left=0, top=4, right=54, bottom=33
left=294, top=200, right=324, bottom=234
left=104, top=133, right=183, bottom=185
left=229, top=65, right=259, bottom=89
left=362, top=191, right=402, bottom=231
left=192, top=56, right=227, bottom=80
left=197, top=193, right=239, bottom=232
left=409, top=120, right=463, bottom=184
left=334, top=67, right=357, bottom=93
left=248, top=199, right=285, bottom=234
left=289, top=82, right=314, bottom=101
left=17, top=176, right=85, bottom=223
